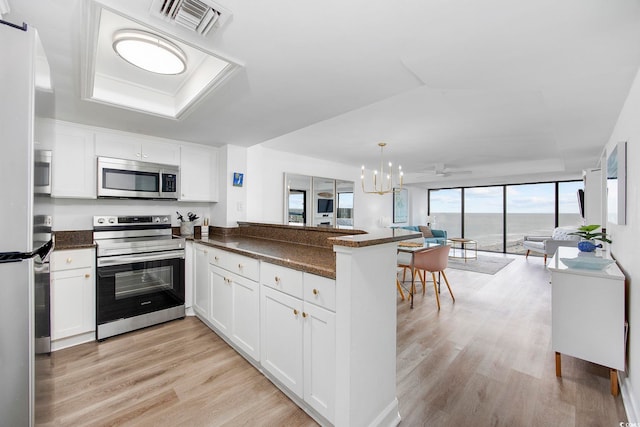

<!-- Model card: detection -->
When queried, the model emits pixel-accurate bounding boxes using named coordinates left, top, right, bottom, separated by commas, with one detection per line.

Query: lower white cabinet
left=261, top=285, right=304, bottom=396
left=50, top=248, right=95, bottom=343
left=260, top=263, right=336, bottom=423
left=193, top=244, right=260, bottom=361
left=209, top=265, right=233, bottom=335
left=193, top=244, right=210, bottom=318
left=303, top=300, right=336, bottom=420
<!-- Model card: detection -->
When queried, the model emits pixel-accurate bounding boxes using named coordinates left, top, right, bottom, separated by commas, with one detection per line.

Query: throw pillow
left=419, top=225, right=434, bottom=238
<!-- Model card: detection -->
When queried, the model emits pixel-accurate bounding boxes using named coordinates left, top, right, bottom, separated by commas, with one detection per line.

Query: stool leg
left=396, top=278, right=405, bottom=301
left=431, top=272, right=441, bottom=310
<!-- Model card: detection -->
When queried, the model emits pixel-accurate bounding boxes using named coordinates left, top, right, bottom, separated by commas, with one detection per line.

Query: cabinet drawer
left=261, top=262, right=303, bottom=299
left=51, top=249, right=94, bottom=271
left=208, top=247, right=259, bottom=281
left=303, top=273, right=336, bottom=312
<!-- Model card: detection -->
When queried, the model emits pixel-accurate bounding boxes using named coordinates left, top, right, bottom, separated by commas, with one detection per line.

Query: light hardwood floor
left=35, top=254, right=627, bottom=426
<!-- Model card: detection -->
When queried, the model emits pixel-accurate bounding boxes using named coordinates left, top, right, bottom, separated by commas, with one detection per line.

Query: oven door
left=96, top=250, right=185, bottom=325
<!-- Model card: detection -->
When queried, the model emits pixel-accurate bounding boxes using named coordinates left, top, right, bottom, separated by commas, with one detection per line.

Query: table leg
left=555, top=352, right=562, bottom=377
left=611, top=369, right=619, bottom=396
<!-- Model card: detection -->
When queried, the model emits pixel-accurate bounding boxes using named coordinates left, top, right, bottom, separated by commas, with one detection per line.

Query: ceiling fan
left=423, top=163, right=473, bottom=177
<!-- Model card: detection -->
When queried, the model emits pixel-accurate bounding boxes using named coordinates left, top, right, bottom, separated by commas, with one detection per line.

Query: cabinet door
left=141, top=140, right=179, bottom=165
left=261, top=286, right=304, bottom=397
left=180, top=145, right=218, bottom=202
left=52, top=123, right=96, bottom=198
left=303, top=302, right=336, bottom=423
left=95, top=133, right=141, bottom=160
left=193, top=245, right=210, bottom=318
left=51, top=267, right=94, bottom=340
left=231, top=274, right=260, bottom=361
left=209, top=265, right=232, bottom=335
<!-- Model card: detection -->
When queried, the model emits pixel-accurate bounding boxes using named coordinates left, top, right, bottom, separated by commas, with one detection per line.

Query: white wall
left=246, top=146, right=401, bottom=231
left=604, top=66, right=640, bottom=422
left=212, top=145, right=248, bottom=227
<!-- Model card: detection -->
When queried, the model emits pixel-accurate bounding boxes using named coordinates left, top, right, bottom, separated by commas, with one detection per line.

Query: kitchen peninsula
left=189, top=222, right=420, bottom=426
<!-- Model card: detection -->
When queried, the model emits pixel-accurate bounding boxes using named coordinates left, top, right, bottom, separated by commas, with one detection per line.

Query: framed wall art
left=393, top=188, right=408, bottom=223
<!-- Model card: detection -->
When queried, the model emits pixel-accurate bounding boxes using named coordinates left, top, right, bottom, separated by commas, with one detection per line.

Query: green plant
left=569, top=224, right=612, bottom=244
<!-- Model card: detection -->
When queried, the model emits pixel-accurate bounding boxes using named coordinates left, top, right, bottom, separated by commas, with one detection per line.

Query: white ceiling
left=7, top=0, right=640, bottom=187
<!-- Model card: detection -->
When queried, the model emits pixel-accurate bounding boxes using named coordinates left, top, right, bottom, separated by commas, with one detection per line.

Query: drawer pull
left=312, top=288, right=319, bottom=295
left=85, top=273, right=91, bottom=278
left=275, top=276, right=281, bottom=284
left=66, top=258, right=72, bottom=263
left=238, top=263, right=243, bottom=269
left=293, top=309, right=298, bottom=316
left=302, top=312, right=308, bottom=318
left=214, top=256, right=219, bottom=261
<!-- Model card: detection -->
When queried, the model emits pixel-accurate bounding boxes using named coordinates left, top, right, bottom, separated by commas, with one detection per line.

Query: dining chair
left=412, top=244, right=455, bottom=310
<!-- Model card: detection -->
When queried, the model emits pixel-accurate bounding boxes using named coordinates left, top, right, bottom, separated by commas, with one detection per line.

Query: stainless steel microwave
left=34, top=150, right=52, bottom=195
left=97, top=157, right=179, bottom=200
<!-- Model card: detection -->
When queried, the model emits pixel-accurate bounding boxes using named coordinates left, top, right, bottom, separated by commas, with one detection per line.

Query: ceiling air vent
left=152, top=0, right=231, bottom=36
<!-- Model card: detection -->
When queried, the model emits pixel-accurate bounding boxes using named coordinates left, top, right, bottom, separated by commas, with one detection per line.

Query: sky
left=429, top=181, right=583, bottom=214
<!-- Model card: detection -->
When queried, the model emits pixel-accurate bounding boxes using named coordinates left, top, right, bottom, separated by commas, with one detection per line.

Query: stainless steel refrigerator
left=0, top=20, right=52, bottom=427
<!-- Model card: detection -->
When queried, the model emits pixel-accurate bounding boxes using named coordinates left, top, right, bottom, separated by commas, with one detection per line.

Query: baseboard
left=367, top=398, right=401, bottom=427
left=51, top=331, right=95, bottom=352
left=620, top=371, right=640, bottom=423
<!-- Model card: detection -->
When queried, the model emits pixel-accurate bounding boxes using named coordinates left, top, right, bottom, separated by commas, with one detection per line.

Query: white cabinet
left=303, top=300, right=336, bottom=419
left=261, top=285, right=305, bottom=396
left=209, top=265, right=260, bottom=360
left=193, top=244, right=260, bottom=361
left=260, top=263, right=336, bottom=423
left=193, top=244, right=210, bottom=318
left=51, top=122, right=96, bottom=198
left=180, top=145, right=219, bottom=202
left=50, top=248, right=95, bottom=345
left=549, top=247, right=626, bottom=395
left=209, top=265, right=233, bottom=335
left=95, top=132, right=179, bottom=165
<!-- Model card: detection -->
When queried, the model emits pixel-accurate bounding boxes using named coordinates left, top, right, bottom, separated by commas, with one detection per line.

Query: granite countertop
left=192, top=235, right=337, bottom=278
left=191, top=228, right=421, bottom=279
left=53, top=230, right=95, bottom=250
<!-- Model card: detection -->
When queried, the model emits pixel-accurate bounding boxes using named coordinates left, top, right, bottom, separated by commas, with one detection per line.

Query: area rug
left=447, top=255, right=514, bottom=275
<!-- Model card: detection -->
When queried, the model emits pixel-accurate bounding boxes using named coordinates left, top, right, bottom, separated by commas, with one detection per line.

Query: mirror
left=284, top=173, right=354, bottom=228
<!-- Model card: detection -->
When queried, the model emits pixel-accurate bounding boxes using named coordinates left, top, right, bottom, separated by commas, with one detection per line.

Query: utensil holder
left=180, top=221, right=195, bottom=236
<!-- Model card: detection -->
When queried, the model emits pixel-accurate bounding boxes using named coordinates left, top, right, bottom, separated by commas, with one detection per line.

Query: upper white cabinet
left=180, top=144, right=219, bottom=202
left=50, top=122, right=96, bottom=199
left=95, top=132, right=179, bottom=165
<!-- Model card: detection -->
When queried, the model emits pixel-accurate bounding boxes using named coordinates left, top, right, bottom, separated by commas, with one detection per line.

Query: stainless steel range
left=94, top=215, right=185, bottom=340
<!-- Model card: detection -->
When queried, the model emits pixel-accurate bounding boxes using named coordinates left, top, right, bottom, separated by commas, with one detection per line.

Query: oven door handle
left=97, top=250, right=185, bottom=267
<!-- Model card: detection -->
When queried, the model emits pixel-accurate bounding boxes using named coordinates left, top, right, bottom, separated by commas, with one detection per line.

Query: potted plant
left=570, top=224, right=612, bottom=252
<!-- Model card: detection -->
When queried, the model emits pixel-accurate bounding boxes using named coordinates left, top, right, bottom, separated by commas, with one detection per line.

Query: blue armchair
left=396, top=225, right=447, bottom=245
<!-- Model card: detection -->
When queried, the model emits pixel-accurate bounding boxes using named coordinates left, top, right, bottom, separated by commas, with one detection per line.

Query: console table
left=548, top=247, right=626, bottom=395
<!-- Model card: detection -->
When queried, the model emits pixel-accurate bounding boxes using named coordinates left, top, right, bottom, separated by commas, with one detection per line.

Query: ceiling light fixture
left=361, top=142, right=403, bottom=195
left=112, top=29, right=187, bottom=75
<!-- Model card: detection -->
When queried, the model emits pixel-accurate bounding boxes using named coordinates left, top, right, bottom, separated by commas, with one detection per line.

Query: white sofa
left=523, top=226, right=580, bottom=264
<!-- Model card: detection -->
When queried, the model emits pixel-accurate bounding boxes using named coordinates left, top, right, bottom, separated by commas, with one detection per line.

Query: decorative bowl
left=560, top=256, right=615, bottom=270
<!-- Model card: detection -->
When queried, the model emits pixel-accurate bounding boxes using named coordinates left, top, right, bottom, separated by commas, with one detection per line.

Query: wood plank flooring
left=35, top=254, right=627, bottom=426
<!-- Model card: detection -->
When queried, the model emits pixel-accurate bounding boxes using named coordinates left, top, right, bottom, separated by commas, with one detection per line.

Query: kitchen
left=2, top=0, right=640, bottom=426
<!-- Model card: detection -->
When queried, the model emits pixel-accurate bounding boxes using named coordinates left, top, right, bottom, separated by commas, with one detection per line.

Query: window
left=506, top=183, right=555, bottom=255
left=558, top=181, right=584, bottom=227
left=428, top=189, right=461, bottom=238
left=428, top=180, right=582, bottom=254
left=465, top=186, right=504, bottom=252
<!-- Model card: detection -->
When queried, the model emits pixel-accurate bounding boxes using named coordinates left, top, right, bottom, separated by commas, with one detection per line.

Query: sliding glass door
left=465, top=186, right=504, bottom=252
left=428, top=180, right=583, bottom=254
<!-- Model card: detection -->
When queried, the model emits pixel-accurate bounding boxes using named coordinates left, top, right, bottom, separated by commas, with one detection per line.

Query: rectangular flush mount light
left=82, top=3, right=241, bottom=119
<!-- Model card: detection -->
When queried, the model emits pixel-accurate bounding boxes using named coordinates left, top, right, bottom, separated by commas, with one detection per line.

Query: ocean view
left=430, top=213, right=583, bottom=254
